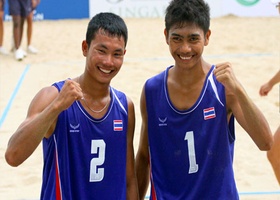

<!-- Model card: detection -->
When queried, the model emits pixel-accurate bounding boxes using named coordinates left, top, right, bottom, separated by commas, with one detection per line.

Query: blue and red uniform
left=145, top=65, right=239, bottom=199
left=40, top=80, right=128, bottom=200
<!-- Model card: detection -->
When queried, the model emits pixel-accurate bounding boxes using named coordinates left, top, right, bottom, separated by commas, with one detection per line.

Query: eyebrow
left=170, top=33, right=201, bottom=38
left=98, top=44, right=124, bottom=53
left=171, top=33, right=182, bottom=37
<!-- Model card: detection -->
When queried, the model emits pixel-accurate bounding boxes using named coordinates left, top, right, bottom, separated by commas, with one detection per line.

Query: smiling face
left=165, top=23, right=210, bottom=70
left=82, top=29, right=126, bottom=84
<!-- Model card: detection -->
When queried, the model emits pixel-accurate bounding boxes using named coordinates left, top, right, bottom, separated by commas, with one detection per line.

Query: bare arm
left=259, top=70, right=280, bottom=96
left=5, top=79, right=83, bottom=167
left=126, top=97, right=139, bottom=200
left=135, top=87, right=150, bottom=200
left=214, top=63, right=273, bottom=151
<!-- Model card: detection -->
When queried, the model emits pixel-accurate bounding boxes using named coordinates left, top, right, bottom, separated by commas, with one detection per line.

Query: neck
left=77, top=75, right=111, bottom=115
left=78, top=75, right=110, bottom=99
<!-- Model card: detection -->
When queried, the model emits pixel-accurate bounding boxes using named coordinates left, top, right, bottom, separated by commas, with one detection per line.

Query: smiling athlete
left=135, top=0, right=273, bottom=199
left=5, top=12, right=139, bottom=200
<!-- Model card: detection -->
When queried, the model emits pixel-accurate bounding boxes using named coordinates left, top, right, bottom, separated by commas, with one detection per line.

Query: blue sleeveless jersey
left=145, top=66, right=238, bottom=200
left=40, top=80, right=128, bottom=200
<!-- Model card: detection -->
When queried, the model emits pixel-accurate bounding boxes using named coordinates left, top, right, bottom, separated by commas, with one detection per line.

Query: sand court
left=0, top=16, right=279, bottom=199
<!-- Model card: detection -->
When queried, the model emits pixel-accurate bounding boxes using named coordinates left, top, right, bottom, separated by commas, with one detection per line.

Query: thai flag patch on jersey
left=113, top=120, right=123, bottom=131
left=203, top=107, right=216, bottom=120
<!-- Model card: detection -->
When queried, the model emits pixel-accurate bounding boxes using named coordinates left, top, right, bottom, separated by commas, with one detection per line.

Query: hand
left=259, top=83, right=272, bottom=96
left=213, top=62, right=239, bottom=94
left=54, top=79, right=83, bottom=111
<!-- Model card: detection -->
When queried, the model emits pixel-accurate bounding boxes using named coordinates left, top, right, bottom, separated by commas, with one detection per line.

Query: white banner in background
left=222, top=0, right=279, bottom=17
left=90, top=0, right=169, bottom=18
left=89, top=0, right=279, bottom=19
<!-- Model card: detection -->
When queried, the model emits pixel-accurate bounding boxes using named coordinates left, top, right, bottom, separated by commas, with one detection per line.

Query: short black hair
left=165, top=0, right=210, bottom=34
left=86, top=12, right=128, bottom=47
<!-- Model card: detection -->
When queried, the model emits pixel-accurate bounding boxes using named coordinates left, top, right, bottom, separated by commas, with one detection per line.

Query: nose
left=180, top=41, right=191, bottom=53
left=103, top=55, right=114, bottom=67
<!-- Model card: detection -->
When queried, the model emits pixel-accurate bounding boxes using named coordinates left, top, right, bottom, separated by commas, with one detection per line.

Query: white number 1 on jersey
left=184, top=131, right=199, bottom=174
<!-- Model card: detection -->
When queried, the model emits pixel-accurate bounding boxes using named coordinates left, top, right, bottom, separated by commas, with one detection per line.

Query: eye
left=171, top=36, right=182, bottom=42
left=114, top=52, right=124, bottom=58
left=189, top=36, right=200, bottom=42
left=97, top=49, right=106, bottom=54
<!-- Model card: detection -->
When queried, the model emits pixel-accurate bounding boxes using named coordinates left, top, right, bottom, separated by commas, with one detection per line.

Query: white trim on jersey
left=75, top=87, right=128, bottom=122
left=208, top=72, right=225, bottom=107
left=111, top=88, right=127, bottom=115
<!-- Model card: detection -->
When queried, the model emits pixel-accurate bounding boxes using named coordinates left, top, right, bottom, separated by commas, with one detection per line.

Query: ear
left=82, top=40, right=88, bottom=57
left=164, top=29, right=169, bottom=45
left=204, top=29, right=211, bottom=46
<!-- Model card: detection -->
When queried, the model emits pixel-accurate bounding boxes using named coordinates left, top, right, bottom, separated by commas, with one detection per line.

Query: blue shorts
left=0, top=0, right=5, bottom=11
left=8, top=0, right=31, bottom=17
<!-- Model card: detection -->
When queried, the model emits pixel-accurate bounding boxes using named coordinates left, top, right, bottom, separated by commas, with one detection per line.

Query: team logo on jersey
left=113, top=120, right=123, bottom=131
left=69, top=123, right=80, bottom=133
left=203, top=107, right=216, bottom=120
left=158, top=117, right=167, bottom=126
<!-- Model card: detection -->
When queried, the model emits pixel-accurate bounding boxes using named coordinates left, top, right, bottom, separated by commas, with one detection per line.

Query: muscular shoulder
left=28, top=86, right=59, bottom=115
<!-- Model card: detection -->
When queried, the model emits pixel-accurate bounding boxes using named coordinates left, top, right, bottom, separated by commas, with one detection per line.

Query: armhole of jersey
left=228, top=114, right=235, bottom=143
left=111, top=88, right=128, bottom=116
left=52, top=82, right=62, bottom=92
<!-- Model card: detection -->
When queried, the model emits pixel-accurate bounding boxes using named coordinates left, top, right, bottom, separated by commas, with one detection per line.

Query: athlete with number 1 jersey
left=136, top=0, right=273, bottom=199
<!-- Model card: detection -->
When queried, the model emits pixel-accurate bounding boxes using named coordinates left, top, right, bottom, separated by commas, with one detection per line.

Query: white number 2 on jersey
left=184, top=131, right=199, bottom=174
left=89, top=139, right=106, bottom=182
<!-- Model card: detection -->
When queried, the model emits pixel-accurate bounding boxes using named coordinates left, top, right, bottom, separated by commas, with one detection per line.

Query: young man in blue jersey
left=5, top=12, right=139, bottom=199
left=136, top=0, right=273, bottom=199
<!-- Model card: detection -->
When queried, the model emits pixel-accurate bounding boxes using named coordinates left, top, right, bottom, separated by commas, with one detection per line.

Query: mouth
left=179, top=55, right=192, bottom=60
left=98, top=67, right=112, bottom=74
